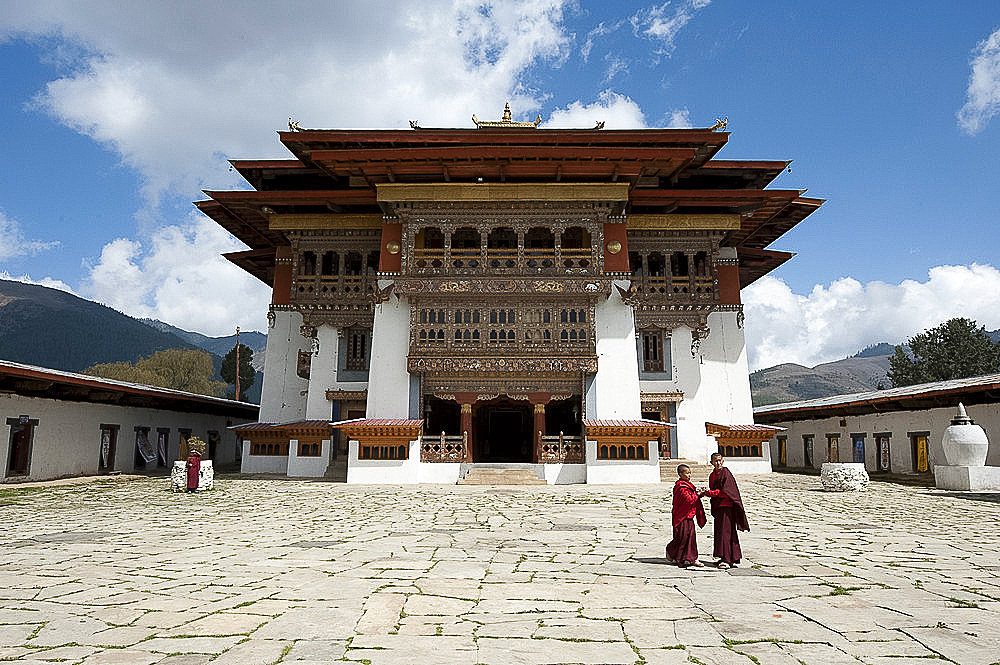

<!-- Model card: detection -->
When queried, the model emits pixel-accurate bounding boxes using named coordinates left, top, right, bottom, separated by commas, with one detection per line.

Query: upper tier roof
left=197, top=125, right=823, bottom=288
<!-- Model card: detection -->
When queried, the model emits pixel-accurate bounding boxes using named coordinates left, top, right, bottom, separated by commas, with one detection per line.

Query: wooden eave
left=725, top=197, right=823, bottom=251
left=222, top=247, right=276, bottom=286
left=332, top=418, right=424, bottom=440
left=195, top=199, right=287, bottom=251
left=705, top=422, right=782, bottom=443
left=737, top=247, right=795, bottom=289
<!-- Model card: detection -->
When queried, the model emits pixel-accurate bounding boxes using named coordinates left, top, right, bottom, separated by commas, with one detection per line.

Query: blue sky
left=1, top=1, right=999, bottom=370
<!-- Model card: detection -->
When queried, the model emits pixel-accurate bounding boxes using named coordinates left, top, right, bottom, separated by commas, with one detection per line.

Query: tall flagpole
left=235, top=326, right=241, bottom=401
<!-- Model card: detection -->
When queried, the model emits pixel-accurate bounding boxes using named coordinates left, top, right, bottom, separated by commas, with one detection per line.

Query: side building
left=1, top=359, right=258, bottom=482
left=198, top=110, right=820, bottom=483
left=755, top=373, right=1000, bottom=475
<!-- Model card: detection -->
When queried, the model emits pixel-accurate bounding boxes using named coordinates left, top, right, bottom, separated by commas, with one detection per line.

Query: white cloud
left=0, top=271, right=75, bottom=294
left=0, top=210, right=59, bottom=260
left=743, top=264, right=1000, bottom=371
left=80, top=215, right=271, bottom=336
left=958, top=27, right=1000, bottom=134
left=543, top=90, right=647, bottom=128
left=4, top=1, right=574, bottom=207
left=630, top=0, right=711, bottom=54
left=664, top=108, right=692, bottom=128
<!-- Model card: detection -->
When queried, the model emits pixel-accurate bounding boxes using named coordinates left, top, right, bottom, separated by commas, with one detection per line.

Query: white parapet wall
left=347, top=438, right=421, bottom=484
left=584, top=439, right=661, bottom=484
left=287, top=438, right=332, bottom=477
left=543, top=463, right=588, bottom=484
left=240, top=438, right=289, bottom=474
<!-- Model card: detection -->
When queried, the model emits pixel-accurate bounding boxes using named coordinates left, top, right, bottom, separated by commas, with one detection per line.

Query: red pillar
left=532, top=402, right=546, bottom=463
left=460, top=402, right=473, bottom=462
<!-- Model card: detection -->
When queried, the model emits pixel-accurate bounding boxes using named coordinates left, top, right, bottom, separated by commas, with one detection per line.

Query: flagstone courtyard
left=1, top=473, right=998, bottom=665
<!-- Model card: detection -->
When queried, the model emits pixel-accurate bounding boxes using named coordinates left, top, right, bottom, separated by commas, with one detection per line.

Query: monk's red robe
left=666, top=479, right=706, bottom=563
left=705, top=466, right=749, bottom=563
left=186, top=453, right=201, bottom=491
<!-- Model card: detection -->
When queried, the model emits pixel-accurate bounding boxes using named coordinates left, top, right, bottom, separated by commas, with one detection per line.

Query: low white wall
left=543, top=463, right=587, bottom=484
left=725, top=458, right=772, bottom=474
left=239, top=438, right=289, bottom=474
left=584, top=439, right=660, bottom=484
left=346, top=438, right=422, bottom=484
left=287, top=438, right=331, bottom=477
left=417, top=461, right=462, bottom=484
left=1, top=393, right=247, bottom=482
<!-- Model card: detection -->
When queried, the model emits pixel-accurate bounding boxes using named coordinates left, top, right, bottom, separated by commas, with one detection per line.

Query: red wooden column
left=460, top=402, right=473, bottom=462
left=529, top=396, right=548, bottom=462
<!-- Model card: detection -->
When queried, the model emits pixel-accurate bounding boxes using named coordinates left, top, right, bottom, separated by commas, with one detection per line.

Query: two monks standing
left=665, top=453, right=749, bottom=569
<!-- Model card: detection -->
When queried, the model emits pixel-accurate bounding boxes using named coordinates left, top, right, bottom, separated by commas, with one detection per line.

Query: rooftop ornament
left=473, top=102, right=542, bottom=129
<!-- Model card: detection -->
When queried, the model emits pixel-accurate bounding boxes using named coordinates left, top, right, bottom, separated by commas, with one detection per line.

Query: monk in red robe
left=186, top=450, right=201, bottom=493
left=665, top=464, right=707, bottom=567
left=704, top=452, right=749, bottom=568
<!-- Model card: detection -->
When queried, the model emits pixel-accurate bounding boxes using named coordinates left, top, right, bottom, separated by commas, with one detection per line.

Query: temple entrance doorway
left=424, top=396, right=461, bottom=437
left=474, top=398, right=532, bottom=462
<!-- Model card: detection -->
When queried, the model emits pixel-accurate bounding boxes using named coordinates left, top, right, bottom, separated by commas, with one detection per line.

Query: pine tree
left=887, top=318, right=1000, bottom=387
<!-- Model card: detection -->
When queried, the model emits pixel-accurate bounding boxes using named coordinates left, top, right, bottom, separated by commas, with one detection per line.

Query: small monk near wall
left=665, top=463, right=707, bottom=567
left=185, top=436, right=206, bottom=494
left=702, top=452, right=750, bottom=568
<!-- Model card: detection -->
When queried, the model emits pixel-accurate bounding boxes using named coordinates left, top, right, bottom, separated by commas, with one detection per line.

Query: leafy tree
left=220, top=343, right=255, bottom=401
left=887, top=318, right=1000, bottom=387
left=84, top=349, right=226, bottom=397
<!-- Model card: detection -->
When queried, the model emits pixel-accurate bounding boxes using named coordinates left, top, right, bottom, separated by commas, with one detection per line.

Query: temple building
left=197, top=107, right=821, bottom=483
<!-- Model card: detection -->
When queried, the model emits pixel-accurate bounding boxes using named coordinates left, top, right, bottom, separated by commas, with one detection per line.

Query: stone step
left=659, top=459, right=713, bottom=484
left=324, top=455, right=348, bottom=482
left=457, top=467, right=547, bottom=485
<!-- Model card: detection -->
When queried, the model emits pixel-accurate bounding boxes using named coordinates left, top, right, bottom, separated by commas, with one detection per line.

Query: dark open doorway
left=474, top=397, right=532, bottom=462
left=424, top=396, right=461, bottom=436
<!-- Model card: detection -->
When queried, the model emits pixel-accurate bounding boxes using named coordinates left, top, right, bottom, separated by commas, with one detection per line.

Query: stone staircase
left=324, top=455, right=348, bottom=482
left=457, top=464, right=547, bottom=485
left=659, top=459, right=712, bottom=485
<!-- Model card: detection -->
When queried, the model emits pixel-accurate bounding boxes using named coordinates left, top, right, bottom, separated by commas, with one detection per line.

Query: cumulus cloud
left=743, top=264, right=1000, bottom=371
left=80, top=215, right=271, bottom=336
left=543, top=90, right=647, bottom=128
left=0, top=271, right=75, bottom=294
left=630, top=0, right=711, bottom=54
left=0, top=210, right=59, bottom=260
left=4, top=1, right=574, bottom=208
left=957, top=27, right=1000, bottom=134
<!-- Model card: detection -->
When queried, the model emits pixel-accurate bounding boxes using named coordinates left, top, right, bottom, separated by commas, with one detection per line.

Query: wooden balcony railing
left=538, top=433, right=584, bottom=463
left=421, top=432, right=467, bottom=462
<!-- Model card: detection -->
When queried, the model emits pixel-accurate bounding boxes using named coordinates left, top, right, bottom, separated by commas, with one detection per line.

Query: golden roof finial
left=473, top=102, right=542, bottom=129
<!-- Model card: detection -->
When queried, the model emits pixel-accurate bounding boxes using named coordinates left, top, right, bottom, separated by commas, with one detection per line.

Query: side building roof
left=754, top=373, right=1000, bottom=423
left=0, top=359, right=259, bottom=419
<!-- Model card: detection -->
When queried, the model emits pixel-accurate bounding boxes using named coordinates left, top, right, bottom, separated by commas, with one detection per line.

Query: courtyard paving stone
left=0, top=472, right=998, bottom=664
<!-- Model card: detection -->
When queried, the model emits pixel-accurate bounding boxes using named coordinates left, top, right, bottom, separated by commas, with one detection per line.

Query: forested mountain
left=142, top=319, right=267, bottom=370
left=0, top=279, right=263, bottom=403
left=0, top=279, right=202, bottom=371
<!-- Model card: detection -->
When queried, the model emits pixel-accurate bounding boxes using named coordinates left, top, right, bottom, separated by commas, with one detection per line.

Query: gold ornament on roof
left=473, top=102, right=541, bottom=128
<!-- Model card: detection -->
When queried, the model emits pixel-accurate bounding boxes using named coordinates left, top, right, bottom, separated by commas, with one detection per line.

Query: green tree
left=887, top=318, right=1000, bottom=387
left=84, top=349, right=226, bottom=397
left=220, top=343, right=255, bottom=401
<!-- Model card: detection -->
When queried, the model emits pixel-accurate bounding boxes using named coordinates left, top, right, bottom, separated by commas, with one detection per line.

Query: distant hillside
left=752, top=328, right=1000, bottom=406
left=142, top=319, right=267, bottom=370
left=0, top=280, right=203, bottom=371
left=0, top=279, right=262, bottom=403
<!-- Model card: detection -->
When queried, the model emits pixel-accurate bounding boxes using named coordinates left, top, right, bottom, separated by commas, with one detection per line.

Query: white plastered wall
left=305, top=325, right=338, bottom=420
left=259, top=309, right=309, bottom=423
left=591, top=280, right=641, bottom=419
left=766, top=401, right=1000, bottom=473
left=1, top=393, right=247, bottom=482
left=366, top=283, right=412, bottom=418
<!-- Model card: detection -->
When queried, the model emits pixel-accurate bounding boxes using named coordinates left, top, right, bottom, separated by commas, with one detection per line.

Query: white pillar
left=259, top=309, right=308, bottom=423
left=366, top=282, right=412, bottom=418
left=305, top=324, right=339, bottom=420
left=592, top=280, right=641, bottom=419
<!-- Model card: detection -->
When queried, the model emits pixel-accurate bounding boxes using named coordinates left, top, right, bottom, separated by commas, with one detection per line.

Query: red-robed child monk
left=665, top=464, right=707, bottom=568
left=186, top=450, right=202, bottom=493
left=703, top=452, right=749, bottom=568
